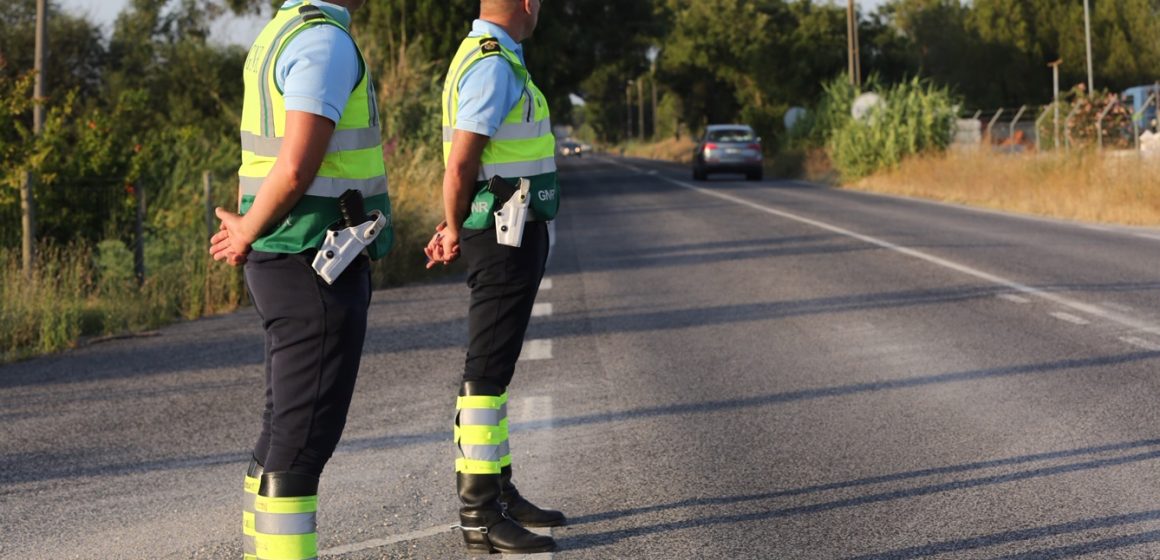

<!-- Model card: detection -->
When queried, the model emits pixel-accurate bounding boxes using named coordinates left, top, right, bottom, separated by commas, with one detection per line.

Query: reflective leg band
left=455, top=393, right=509, bottom=474
left=498, top=391, right=512, bottom=468
left=243, top=474, right=261, bottom=560
left=254, top=495, right=318, bottom=560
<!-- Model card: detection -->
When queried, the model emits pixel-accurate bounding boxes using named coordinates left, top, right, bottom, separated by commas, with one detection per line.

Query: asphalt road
left=5, top=155, right=1160, bottom=559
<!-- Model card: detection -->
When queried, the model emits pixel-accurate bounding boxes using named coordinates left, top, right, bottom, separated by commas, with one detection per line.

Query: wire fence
left=2, top=171, right=236, bottom=283
left=954, top=86, right=1160, bottom=156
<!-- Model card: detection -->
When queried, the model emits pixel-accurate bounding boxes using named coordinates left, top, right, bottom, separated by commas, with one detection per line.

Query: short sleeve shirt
left=452, top=19, right=526, bottom=137
left=274, top=0, right=362, bottom=124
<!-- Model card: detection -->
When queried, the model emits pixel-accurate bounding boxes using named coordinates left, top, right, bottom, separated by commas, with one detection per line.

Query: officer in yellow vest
left=210, top=1, right=391, bottom=558
left=426, top=0, right=561, bottom=554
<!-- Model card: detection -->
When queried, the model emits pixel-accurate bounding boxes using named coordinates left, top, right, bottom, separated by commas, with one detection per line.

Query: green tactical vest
left=441, top=34, right=559, bottom=230
left=238, top=1, right=393, bottom=258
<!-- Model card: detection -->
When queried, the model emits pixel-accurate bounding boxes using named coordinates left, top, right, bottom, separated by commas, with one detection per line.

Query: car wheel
left=693, top=166, right=707, bottom=181
left=746, top=168, right=763, bottom=181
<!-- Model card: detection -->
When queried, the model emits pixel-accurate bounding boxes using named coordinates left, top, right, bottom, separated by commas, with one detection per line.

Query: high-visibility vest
left=239, top=1, right=393, bottom=258
left=441, top=35, right=558, bottom=230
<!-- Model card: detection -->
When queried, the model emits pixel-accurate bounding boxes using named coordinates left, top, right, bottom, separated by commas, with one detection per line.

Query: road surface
left=5, top=155, right=1160, bottom=559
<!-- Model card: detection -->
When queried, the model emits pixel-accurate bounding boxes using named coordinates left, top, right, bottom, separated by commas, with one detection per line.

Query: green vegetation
left=810, top=77, right=959, bottom=181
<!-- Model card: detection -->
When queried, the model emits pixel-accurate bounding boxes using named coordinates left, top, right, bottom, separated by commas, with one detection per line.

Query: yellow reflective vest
left=442, top=35, right=559, bottom=230
left=238, top=2, right=393, bottom=258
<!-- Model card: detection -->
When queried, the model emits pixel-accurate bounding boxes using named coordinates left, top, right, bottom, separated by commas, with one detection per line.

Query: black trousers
left=461, top=221, right=549, bottom=389
left=244, top=250, right=372, bottom=477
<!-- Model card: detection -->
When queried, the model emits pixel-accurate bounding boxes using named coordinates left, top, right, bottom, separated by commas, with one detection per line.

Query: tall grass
left=855, top=151, right=1160, bottom=226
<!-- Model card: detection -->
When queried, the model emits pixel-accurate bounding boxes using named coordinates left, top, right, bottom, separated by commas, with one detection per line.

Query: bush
left=827, top=78, right=958, bottom=181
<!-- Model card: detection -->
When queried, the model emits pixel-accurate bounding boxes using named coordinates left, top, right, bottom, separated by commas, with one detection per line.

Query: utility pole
left=22, top=0, right=46, bottom=277
left=651, top=74, right=658, bottom=140
left=625, top=80, right=633, bottom=140
left=1083, top=0, right=1094, bottom=93
left=637, top=78, right=645, bottom=140
left=846, top=0, right=861, bottom=87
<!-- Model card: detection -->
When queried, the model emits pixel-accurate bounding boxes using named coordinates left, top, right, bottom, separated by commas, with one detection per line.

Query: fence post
left=203, top=171, right=213, bottom=241
left=134, top=182, right=146, bottom=287
left=985, top=108, right=1005, bottom=144
left=20, top=171, right=36, bottom=278
left=1064, top=103, right=1082, bottom=150
left=1096, top=98, right=1118, bottom=150
left=1009, top=105, right=1028, bottom=146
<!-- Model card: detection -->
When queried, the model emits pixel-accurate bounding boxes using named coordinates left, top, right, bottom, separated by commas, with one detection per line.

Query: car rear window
left=707, top=129, right=755, bottom=142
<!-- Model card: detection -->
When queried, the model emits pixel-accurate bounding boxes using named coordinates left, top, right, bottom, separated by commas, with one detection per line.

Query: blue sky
left=58, top=0, right=893, bottom=47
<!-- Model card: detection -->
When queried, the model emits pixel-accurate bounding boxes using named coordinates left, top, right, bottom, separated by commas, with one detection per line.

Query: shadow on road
left=556, top=439, right=1160, bottom=554
left=850, top=508, right=1160, bottom=559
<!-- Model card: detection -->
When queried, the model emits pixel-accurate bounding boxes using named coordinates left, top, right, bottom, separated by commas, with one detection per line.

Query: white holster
left=494, top=178, right=531, bottom=247
left=311, top=210, right=386, bottom=284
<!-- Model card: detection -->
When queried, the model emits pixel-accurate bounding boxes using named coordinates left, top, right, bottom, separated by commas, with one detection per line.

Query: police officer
left=210, top=1, right=392, bottom=558
left=426, top=0, right=562, bottom=554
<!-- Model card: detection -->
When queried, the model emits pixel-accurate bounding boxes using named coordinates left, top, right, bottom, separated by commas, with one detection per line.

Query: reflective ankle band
left=243, top=474, right=261, bottom=560
left=254, top=495, right=318, bottom=560
left=455, top=393, right=510, bottom=474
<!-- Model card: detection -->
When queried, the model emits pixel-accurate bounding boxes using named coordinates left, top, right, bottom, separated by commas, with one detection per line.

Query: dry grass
left=852, top=150, right=1160, bottom=227
left=622, top=137, right=697, bottom=163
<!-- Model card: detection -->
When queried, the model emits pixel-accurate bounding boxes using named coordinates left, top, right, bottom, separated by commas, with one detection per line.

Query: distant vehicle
left=558, top=140, right=583, bottom=157
left=1122, top=84, right=1159, bottom=133
left=692, top=124, right=762, bottom=181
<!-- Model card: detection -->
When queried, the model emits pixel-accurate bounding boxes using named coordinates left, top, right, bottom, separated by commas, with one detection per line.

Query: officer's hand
left=438, top=228, right=461, bottom=265
left=424, top=222, right=459, bottom=268
left=210, top=207, right=255, bottom=267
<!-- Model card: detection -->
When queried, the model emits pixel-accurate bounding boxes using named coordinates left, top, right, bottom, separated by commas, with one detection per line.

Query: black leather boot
left=499, top=465, right=566, bottom=527
left=457, top=472, right=557, bottom=554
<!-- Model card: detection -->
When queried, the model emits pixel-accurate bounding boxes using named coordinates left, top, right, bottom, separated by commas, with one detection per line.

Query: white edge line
left=781, top=178, right=1160, bottom=239
left=1121, top=336, right=1160, bottom=352
left=610, top=159, right=1160, bottom=338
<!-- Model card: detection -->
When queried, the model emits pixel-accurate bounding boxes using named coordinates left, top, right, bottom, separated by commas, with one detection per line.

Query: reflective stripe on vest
left=241, top=127, right=383, bottom=158
left=441, top=35, right=559, bottom=229
left=239, top=3, right=393, bottom=259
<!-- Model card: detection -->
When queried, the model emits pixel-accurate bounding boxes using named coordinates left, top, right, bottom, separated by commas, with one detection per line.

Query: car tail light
left=704, top=143, right=718, bottom=150
left=747, top=143, right=761, bottom=151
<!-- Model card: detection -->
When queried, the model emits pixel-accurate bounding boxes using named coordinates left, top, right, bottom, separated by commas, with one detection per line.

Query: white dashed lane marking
left=523, top=339, right=553, bottom=360
left=999, top=294, right=1031, bottom=304
left=1050, top=312, right=1091, bottom=325
left=540, top=278, right=553, bottom=290
left=532, top=303, right=553, bottom=317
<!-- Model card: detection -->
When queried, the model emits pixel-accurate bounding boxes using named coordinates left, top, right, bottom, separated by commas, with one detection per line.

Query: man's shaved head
left=479, top=0, right=542, bottom=42
left=481, top=0, right=520, bottom=15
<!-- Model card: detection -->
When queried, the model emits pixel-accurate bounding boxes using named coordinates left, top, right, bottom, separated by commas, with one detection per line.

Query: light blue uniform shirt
left=275, top=0, right=361, bottom=124
left=453, top=19, right=527, bottom=137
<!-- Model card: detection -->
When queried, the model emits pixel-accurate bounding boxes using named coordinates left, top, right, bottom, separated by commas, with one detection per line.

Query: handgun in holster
left=488, top=175, right=531, bottom=247
left=311, top=190, right=386, bottom=284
